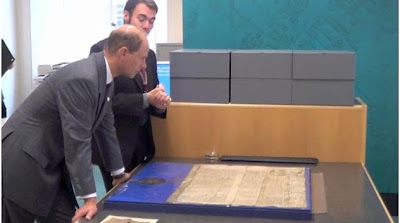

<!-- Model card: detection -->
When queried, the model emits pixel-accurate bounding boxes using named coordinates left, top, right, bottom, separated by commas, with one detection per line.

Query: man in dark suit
left=1, top=25, right=147, bottom=223
left=90, top=0, right=172, bottom=191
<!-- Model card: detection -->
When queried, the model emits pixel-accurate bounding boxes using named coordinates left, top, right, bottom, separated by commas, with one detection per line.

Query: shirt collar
left=104, top=56, right=113, bottom=84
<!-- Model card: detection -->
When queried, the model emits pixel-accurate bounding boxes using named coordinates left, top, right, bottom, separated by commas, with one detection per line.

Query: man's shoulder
left=90, top=38, right=108, bottom=54
left=147, top=49, right=157, bottom=65
left=148, top=49, right=156, bottom=58
left=53, top=52, right=104, bottom=82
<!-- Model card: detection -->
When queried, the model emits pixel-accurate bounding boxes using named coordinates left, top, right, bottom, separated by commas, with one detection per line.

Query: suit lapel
left=134, top=51, right=155, bottom=92
left=92, top=82, right=113, bottom=130
left=92, top=52, right=108, bottom=130
left=134, top=74, right=144, bottom=93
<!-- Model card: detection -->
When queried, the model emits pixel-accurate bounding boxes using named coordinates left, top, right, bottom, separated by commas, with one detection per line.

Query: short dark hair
left=124, top=0, right=158, bottom=14
left=105, top=27, right=143, bottom=54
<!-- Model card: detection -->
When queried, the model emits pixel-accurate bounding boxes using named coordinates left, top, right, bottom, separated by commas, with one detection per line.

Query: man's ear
left=116, top=47, right=128, bottom=63
left=123, top=10, right=130, bottom=24
left=119, top=47, right=128, bottom=56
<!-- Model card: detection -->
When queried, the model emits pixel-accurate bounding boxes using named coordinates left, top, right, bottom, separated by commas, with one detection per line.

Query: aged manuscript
left=100, top=215, right=158, bottom=223
left=167, top=164, right=307, bottom=209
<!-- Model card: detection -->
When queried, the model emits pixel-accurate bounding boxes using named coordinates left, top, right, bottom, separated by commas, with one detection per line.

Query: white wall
left=167, top=0, right=183, bottom=43
left=30, top=0, right=113, bottom=74
left=151, top=0, right=168, bottom=48
left=2, top=0, right=182, bottom=117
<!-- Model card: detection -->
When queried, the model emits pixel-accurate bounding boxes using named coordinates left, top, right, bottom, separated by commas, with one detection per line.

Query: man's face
left=121, top=40, right=149, bottom=79
left=124, top=3, right=156, bottom=35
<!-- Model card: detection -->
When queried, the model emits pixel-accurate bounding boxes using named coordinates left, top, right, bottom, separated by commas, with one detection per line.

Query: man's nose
left=142, top=61, right=147, bottom=70
left=141, top=20, right=150, bottom=30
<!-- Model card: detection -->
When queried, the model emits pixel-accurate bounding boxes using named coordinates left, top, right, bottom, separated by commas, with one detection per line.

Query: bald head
left=105, top=25, right=148, bottom=55
left=104, top=25, right=149, bottom=79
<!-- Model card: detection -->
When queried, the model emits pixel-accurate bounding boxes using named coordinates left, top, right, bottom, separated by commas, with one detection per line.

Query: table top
left=83, top=158, right=392, bottom=223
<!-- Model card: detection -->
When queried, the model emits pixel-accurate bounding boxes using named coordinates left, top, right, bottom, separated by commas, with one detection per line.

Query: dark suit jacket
left=1, top=52, right=124, bottom=216
left=90, top=38, right=166, bottom=170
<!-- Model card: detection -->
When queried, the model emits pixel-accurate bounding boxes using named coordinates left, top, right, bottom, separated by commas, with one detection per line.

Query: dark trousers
left=2, top=183, right=76, bottom=223
left=99, top=125, right=149, bottom=192
left=98, top=165, right=114, bottom=192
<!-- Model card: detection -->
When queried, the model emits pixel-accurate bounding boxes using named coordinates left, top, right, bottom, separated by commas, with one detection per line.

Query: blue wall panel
left=183, top=0, right=398, bottom=193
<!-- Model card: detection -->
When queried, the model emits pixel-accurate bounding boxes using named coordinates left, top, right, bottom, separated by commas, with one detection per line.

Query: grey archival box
left=170, top=49, right=231, bottom=103
left=170, top=49, right=231, bottom=78
left=231, top=79, right=292, bottom=104
left=231, top=50, right=292, bottom=79
left=171, top=78, right=229, bottom=103
left=292, top=80, right=354, bottom=105
left=292, top=51, right=355, bottom=80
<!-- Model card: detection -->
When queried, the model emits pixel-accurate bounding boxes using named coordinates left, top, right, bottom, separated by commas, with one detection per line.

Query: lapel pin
left=107, top=97, right=110, bottom=102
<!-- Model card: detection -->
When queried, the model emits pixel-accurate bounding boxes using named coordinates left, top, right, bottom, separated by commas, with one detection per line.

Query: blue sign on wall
left=157, top=61, right=170, bottom=96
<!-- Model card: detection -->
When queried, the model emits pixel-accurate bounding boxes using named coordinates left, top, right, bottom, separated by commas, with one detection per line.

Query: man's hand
left=71, top=197, right=97, bottom=222
left=112, top=172, right=132, bottom=187
left=147, top=85, right=172, bottom=109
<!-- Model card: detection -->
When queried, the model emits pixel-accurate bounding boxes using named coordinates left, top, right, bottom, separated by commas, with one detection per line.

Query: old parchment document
left=100, top=215, right=158, bottom=223
left=167, top=164, right=307, bottom=209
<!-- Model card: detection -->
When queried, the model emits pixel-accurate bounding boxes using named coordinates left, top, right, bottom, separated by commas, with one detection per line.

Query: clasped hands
left=147, top=84, right=171, bottom=109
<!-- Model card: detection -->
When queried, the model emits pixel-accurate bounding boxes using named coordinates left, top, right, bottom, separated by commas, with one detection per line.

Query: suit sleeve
left=57, top=78, right=98, bottom=197
left=148, top=50, right=167, bottom=119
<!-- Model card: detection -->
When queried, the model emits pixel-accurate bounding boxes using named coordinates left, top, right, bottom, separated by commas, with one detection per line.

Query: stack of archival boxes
left=170, top=49, right=355, bottom=106
left=170, top=49, right=231, bottom=103
left=231, top=50, right=292, bottom=104
left=291, top=51, right=355, bottom=105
